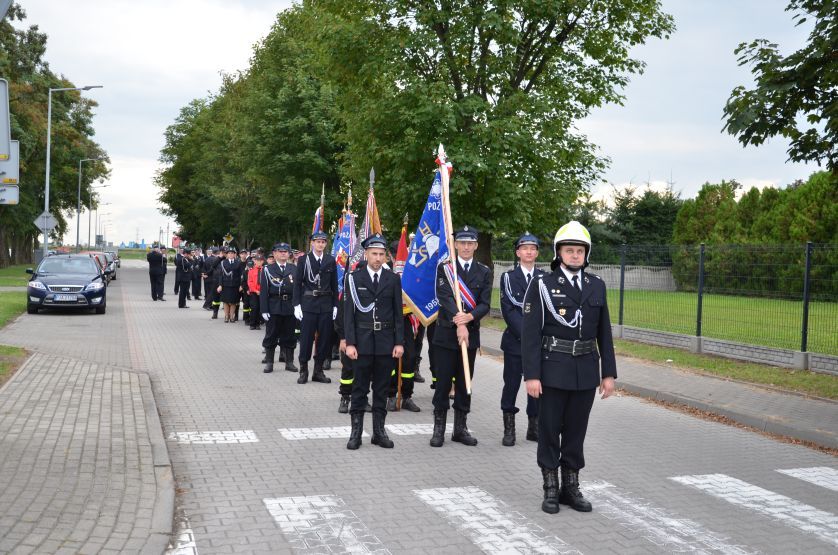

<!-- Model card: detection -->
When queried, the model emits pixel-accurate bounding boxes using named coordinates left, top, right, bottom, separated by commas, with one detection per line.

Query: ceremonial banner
left=347, top=185, right=381, bottom=269
left=311, top=207, right=324, bottom=235
left=331, top=211, right=356, bottom=295
left=401, top=170, right=450, bottom=326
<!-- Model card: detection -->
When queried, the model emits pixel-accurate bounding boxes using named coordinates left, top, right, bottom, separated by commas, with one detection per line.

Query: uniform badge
left=559, top=308, right=566, bottom=316
left=584, top=276, right=590, bottom=284
left=557, top=276, right=566, bottom=284
left=524, top=303, right=531, bottom=314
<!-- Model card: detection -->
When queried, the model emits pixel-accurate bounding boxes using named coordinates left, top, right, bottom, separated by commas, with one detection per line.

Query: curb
left=138, top=372, right=175, bottom=554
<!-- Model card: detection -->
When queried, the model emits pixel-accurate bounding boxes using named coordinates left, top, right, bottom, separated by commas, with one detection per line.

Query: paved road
left=1, top=264, right=836, bottom=554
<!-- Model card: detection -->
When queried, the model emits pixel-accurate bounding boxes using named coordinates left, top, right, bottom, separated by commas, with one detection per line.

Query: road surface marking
left=167, top=430, right=258, bottom=444
left=263, top=495, right=390, bottom=554
left=776, top=467, right=838, bottom=492
left=278, top=426, right=369, bottom=440
left=385, top=423, right=454, bottom=435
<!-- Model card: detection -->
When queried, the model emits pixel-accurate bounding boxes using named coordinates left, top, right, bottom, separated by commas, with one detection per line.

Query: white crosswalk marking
left=776, top=467, right=838, bottom=492
left=584, top=481, right=754, bottom=554
left=385, top=423, right=453, bottom=435
left=671, top=474, right=838, bottom=547
left=263, top=495, right=390, bottom=554
left=277, top=426, right=369, bottom=440
left=414, top=486, right=580, bottom=554
left=167, top=430, right=259, bottom=444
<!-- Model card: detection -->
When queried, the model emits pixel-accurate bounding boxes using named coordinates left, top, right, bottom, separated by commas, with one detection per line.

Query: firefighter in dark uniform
left=176, top=246, right=193, bottom=308
left=344, top=234, right=404, bottom=450
left=336, top=262, right=373, bottom=414
left=146, top=244, right=166, bottom=301
left=238, top=249, right=251, bottom=324
left=386, top=311, right=421, bottom=412
left=500, top=233, right=545, bottom=445
left=191, top=248, right=204, bottom=301
left=203, top=247, right=222, bottom=316
left=160, top=248, right=168, bottom=298
left=292, top=231, right=337, bottom=385
left=430, top=225, right=493, bottom=448
left=260, top=243, right=298, bottom=373
left=522, top=220, right=617, bottom=515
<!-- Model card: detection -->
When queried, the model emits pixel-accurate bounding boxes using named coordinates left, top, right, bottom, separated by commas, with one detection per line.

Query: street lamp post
left=77, top=158, right=104, bottom=252
left=43, top=85, right=102, bottom=259
left=88, top=185, right=109, bottom=248
left=94, top=207, right=110, bottom=248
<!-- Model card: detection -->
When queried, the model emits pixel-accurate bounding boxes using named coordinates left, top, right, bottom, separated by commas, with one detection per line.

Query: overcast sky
left=17, top=0, right=819, bottom=247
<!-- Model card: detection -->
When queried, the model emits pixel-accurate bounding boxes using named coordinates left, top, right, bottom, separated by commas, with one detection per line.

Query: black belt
left=304, top=290, right=332, bottom=297
left=359, top=321, right=394, bottom=330
left=270, top=294, right=290, bottom=300
left=541, top=336, right=596, bottom=356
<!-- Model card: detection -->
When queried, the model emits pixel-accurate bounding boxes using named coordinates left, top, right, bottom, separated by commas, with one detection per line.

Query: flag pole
left=437, top=144, right=472, bottom=395
left=396, top=212, right=409, bottom=411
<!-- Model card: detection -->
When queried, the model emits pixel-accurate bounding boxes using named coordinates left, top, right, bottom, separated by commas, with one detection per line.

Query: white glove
left=294, top=305, right=303, bottom=321
left=262, top=313, right=270, bottom=321
left=332, top=307, right=338, bottom=320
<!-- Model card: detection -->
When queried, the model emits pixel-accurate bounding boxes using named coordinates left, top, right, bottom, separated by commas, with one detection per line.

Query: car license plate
left=54, top=294, right=77, bottom=302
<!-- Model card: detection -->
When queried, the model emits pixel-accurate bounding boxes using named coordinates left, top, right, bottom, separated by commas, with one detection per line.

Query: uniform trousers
left=248, top=293, right=261, bottom=325
left=351, top=354, right=393, bottom=415
left=299, top=311, right=333, bottom=364
left=177, top=281, right=190, bottom=307
left=262, top=314, right=296, bottom=349
left=501, top=352, right=538, bottom=416
left=431, top=344, right=477, bottom=413
left=537, top=387, right=595, bottom=471
left=191, top=274, right=202, bottom=298
left=149, top=274, right=164, bottom=300
left=390, top=317, right=416, bottom=399
left=203, top=279, right=214, bottom=308
left=338, top=352, right=353, bottom=396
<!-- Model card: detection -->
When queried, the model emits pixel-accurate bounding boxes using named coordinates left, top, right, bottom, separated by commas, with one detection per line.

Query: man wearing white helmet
left=521, top=220, right=617, bottom=515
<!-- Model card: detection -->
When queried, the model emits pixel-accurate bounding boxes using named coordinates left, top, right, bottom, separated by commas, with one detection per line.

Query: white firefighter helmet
left=552, top=220, right=592, bottom=267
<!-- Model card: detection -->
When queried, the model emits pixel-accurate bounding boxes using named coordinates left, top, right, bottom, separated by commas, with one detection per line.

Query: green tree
left=0, top=3, right=108, bottom=265
left=723, top=0, right=837, bottom=172
left=310, top=0, right=674, bottom=264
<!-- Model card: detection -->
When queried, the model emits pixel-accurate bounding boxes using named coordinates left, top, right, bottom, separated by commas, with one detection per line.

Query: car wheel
left=27, top=305, right=38, bottom=314
left=111, top=274, right=117, bottom=281
left=95, top=304, right=107, bottom=314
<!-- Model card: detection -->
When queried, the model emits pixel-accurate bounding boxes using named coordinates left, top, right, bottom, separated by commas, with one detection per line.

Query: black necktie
left=373, top=272, right=379, bottom=290
left=280, top=265, right=285, bottom=273
left=463, top=262, right=470, bottom=274
left=572, top=275, right=580, bottom=291
left=526, top=273, right=531, bottom=286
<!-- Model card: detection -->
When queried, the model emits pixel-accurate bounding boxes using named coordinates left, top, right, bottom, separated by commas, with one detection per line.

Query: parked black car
left=26, top=254, right=111, bottom=314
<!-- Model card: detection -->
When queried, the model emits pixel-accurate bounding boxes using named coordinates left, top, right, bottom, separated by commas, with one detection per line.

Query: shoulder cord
left=181, top=258, right=190, bottom=272
left=221, top=260, right=233, bottom=278
left=538, top=278, right=582, bottom=330
left=347, top=273, right=375, bottom=313
left=263, top=265, right=283, bottom=287
left=305, top=255, right=321, bottom=286
left=503, top=272, right=523, bottom=309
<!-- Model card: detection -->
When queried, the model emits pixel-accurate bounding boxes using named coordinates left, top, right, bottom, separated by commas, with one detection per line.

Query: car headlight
left=85, top=281, right=105, bottom=291
left=28, top=281, right=46, bottom=291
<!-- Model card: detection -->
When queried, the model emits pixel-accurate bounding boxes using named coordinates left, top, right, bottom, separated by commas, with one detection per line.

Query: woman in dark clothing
left=217, top=248, right=243, bottom=322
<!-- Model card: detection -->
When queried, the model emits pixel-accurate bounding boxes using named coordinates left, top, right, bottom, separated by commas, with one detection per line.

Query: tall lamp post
left=88, top=185, right=109, bottom=248
left=77, top=158, right=104, bottom=251
left=43, top=85, right=102, bottom=259
left=94, top=207, right=110, bottom=248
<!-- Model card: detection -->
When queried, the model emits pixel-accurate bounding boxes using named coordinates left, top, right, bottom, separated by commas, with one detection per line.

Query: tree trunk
left=0, top=228, right=9, bottom=267
left=476, top=231, right=493, bottom=269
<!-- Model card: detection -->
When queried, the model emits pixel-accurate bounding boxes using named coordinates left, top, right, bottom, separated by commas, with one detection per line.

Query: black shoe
left=283, top=348, right=298, bottom=372
left=413, top=370, right=426, bottom=383
left=338, top=395, right=350, bottom=414
left=502, top=412, right=516, bottom=447
left=323, top=358, right=332, bottom=370
left=297, top=364, right=309, bottom=384
left=526, top=416, right=539, bottom=442
left=263, top=349, right=275, bottom=373
left=363, top=403, right=373, bottom=413
left=152, top=298, right=158, bottom=301
left=430, top=410, right=446, bottom=447
left=179, top=306, right=189, bottom=309
left=560, top=468, right=593, bottom=512
left=451, top=409, right=478, bottom=446
left=386, top=397, right=397, bottom=412
left=401, top=397, right=421, bottom=412
left=347, top=412, right=363, bottom=450
left=311, top=363, right=331, bottom=383
left=371, top=413, right=394, bottom=448
left=278, top=349, right=285, bottom=362
left=541, top=467, right=560, bottom=514
left=159, top=298, right=166, bottom=301
left=430, top=382, right=436, bottom=390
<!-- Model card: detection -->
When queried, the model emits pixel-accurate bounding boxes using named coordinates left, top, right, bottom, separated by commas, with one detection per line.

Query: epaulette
left=586, top=272, right=601, bottom=280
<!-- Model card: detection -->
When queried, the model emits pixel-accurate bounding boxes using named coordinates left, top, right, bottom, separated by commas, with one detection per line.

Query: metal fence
left=495, top=243, right=838, bottom=356
left=608, top=243, right=836, bottom=356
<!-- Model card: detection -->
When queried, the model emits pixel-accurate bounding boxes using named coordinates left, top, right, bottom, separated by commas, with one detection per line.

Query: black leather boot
left=323, top=358, right=332, bottom=370
left=413, top=357, right=425, bottom=383
left=401, top=397, right=421, bottom=412
left=429, top=410, right=447, bottom=447
left=338, top=395, right=350, bottom=414
left=263, top=348, right=275, bottom=373
left=346, top=412, right=363, bottom=450
left=452, top=409, right=478, bottom=446
left=297, top=363, right=309, bottom=384
left=526, top=416, right=539, bottom=441
left=278, top=348, right=285, bottom=362
left=386, top=397, right=397, bottom=412
left=312, top=362, right=331, bottom=383
left=502, top=412, right=516, bottom=446
left=560, top=467, right=593, bottom=512
left=211, top=308, right=219, bottom=319
left=371, top=412, right=394, bottom=448
left=284, top=348, right=298, bottom=372
left=541, top=466, right=560, bottom=514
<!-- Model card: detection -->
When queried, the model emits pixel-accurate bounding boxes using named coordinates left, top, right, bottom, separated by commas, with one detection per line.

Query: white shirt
left=519, top=264, right=535, bottom=282
left=312, top=252, right=323, bottom=264
left=561, top=266, right=582, bottom=290
left=458, top=256, right=473, bottom=271
left=366, top=265, right=382, bottom=283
